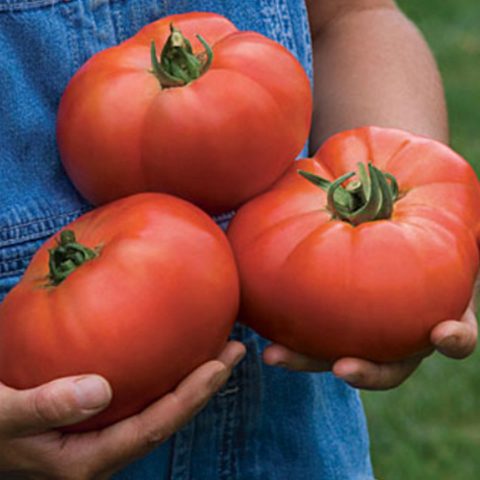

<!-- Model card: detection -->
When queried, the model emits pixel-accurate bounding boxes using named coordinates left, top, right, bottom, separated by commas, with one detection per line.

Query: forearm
left=309, top=6, right=448, bottom=153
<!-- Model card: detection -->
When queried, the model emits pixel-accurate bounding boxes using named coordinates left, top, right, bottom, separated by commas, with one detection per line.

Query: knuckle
left=185, top=389, right=213, bottom=415
left=33, top=385, right=77, bottom=425
left=127, top=416, right=169, bottom=457
left=138, top=418, right=168, bottom=449
left=143, top=427, right=168, bottom=448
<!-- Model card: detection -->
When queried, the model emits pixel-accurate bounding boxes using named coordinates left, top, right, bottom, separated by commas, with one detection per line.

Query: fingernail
left=74, top=376, right=111, bottom=410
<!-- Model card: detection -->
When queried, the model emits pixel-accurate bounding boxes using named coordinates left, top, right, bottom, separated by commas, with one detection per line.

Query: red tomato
left=57, top=12, right=312, bottom=215
left=0, top=194, right=239, bottom=432
left=228, top=127, right=480, bottom=362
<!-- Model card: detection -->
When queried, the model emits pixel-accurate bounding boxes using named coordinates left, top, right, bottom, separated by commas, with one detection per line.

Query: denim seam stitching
left=0, top=227, right=71, bottom=248
left=62, top=0, right=83, bottom=71
left=0, top=209, right=87, bottom=234
left=0, top=268, right=27, bottom=278
left=0, top=0, right=63, bottom=13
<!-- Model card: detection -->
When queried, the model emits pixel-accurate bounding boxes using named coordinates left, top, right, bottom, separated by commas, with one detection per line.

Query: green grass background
left=362, top=1, right=480, bottom=479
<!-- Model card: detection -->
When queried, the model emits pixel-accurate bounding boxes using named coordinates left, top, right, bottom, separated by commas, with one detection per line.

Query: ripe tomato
left=228, top=127, right=480, bottom=362
left=0, top=194, right=239, bottom=432
left=57, top=12, right=312, bottom=215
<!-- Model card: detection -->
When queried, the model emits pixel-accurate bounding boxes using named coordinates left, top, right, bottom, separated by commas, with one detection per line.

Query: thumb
left=0, top=375, right=112, bottom=436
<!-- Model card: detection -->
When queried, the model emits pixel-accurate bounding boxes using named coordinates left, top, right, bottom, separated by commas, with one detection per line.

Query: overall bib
left=0, top=1, right=374, bottom=478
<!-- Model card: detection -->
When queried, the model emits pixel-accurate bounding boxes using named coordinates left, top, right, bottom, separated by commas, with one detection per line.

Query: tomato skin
left=57, top=12, right=312, bottom=215
left=0, top=193, right=239, bottom=432
left=227, top=127, right=480, bottom=362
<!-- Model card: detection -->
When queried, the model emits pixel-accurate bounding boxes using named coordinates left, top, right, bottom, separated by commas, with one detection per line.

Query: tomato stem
left=298, top=164, right=399, bottom=225
left=47, top=230, right=98, bottom=286
left=150, top=23, right=213, bottom=88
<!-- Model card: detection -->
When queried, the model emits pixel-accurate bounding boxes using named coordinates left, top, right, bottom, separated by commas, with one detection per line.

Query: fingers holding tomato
left=0, top=341, right=246, bottom=479
left=229, top=127, right=480, bottom=366
left=0, top=193, right=240, bottom=433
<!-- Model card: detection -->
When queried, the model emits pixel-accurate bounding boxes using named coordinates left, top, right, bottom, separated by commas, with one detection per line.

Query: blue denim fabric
left=0, top=0, right=374, bottom=478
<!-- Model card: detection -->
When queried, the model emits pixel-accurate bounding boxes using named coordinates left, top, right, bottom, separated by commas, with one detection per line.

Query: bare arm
left=264, top=1, right=477, bottom=389
left=306, top=0, right=448, bottom=151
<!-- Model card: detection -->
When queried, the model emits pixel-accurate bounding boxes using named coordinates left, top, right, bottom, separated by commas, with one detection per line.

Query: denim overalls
left=0, top=0, right=374, bottom=478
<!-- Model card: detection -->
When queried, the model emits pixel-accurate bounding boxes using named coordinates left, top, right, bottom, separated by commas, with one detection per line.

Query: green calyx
left=298, top=163, right=399, bottom=226
left=47, top=230, right=98, bottom=286
left=150, top=23, right=213, bottom=88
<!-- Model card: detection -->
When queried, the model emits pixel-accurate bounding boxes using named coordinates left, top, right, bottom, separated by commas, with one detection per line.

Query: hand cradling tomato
left=57, top=12, right=312, bottom=215
left=228, top=127, right=480, bottom=362
left=0, top=193, right=239, bottom=432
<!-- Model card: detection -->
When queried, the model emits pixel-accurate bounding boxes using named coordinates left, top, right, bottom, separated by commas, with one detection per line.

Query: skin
left=0, top=341, right=246, bottom=479
left=0, top=193, right=241, bottom=433
left=263, top=0, right=478, bottom=390
left=0, top=0, right=477, bottom=477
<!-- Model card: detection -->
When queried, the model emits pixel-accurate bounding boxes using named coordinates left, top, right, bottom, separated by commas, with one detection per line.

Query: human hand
left=263, top=303, right=477, bottom=391
left=0, top=340, right=245, bottom=479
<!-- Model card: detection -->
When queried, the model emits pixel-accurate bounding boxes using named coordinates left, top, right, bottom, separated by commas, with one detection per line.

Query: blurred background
left=362, top=1, right=480, bottom=478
